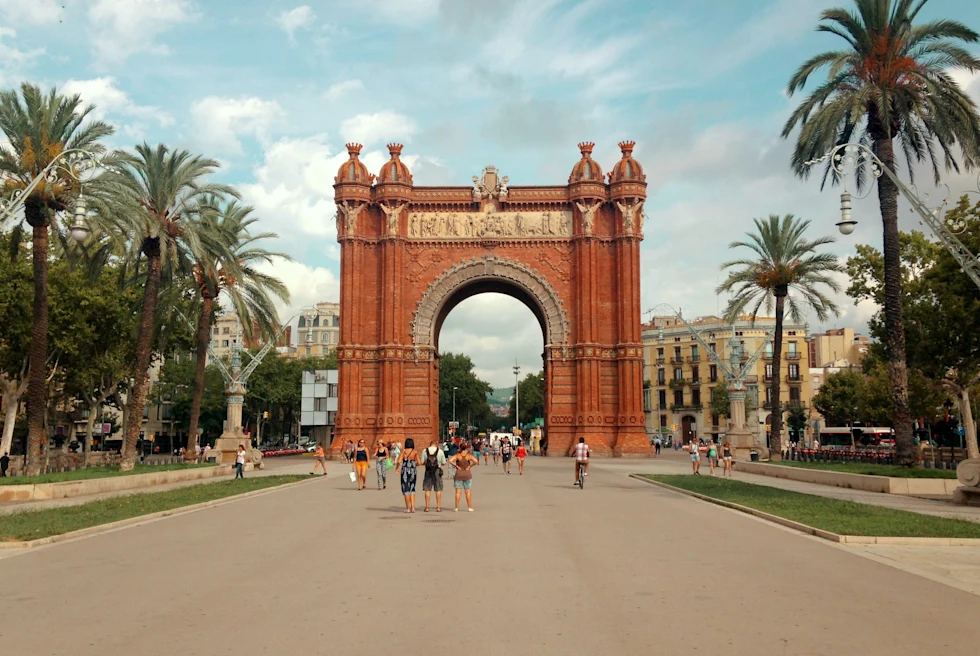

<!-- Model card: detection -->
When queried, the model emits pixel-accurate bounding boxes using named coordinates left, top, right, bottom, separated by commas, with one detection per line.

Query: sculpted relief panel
left=407, top=206, right=572, bottom=239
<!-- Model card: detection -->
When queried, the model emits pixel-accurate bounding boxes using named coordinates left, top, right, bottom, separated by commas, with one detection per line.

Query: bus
left=818, top=426, right=895, bottom=448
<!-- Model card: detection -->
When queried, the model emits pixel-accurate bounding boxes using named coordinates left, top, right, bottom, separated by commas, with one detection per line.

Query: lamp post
left=513, top=364, right=521, bottom=434
left=452, top=386, right=458, bottom=426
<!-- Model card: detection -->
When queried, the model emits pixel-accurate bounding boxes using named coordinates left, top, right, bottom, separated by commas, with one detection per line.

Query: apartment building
left=642, top=315, right=813, bottom=447
left=807, top=327, right=868, bottom=367
left=210, top=313, right=292, bottom=360
left=295, top=302, right=341, bottom=358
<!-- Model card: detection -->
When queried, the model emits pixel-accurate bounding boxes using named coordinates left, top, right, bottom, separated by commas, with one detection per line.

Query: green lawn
left=639, top=475, right=980, bottom=538
left=772, top=461, right=957, bottom=479
left=0, top=475, right=306, bottom=542
left=0, top=462, right=216, bottom=486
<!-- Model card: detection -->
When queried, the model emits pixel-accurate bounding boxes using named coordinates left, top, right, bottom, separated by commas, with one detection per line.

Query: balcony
left=788, top=374, right=801, bottom=382
left=670, top=357, right=684, bottom=364
left=656, top=356, right=665, bottom=364
left=670, top=404, right=701, bottom=412
left=668, top=379, right=686, bottom=389
left=708, top=376, right=719, bottom=383
left=689, top=378, right=701, bottom=386
left=787, top=352, right=801, bottom=360
left=787, top=399, right=803, bottom=408
left=657, top=379, right=667, bottom=387
left=687, top=355, right=701, bottom=363
left=763, top=352, right=774, bottom=360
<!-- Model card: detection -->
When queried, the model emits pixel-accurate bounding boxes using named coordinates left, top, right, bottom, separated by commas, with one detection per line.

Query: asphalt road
left=1, top=456, right=977, bottom=655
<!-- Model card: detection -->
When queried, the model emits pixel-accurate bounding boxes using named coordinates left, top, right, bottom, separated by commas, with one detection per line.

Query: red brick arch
left=330, top=143, right=649, bottom=456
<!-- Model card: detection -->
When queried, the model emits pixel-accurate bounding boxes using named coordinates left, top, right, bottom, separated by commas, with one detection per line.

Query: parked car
left=306, top=444, right=318, bottom=453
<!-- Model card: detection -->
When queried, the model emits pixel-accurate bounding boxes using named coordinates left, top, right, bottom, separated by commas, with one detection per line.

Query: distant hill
left=486, top=386, right=514, bottom=405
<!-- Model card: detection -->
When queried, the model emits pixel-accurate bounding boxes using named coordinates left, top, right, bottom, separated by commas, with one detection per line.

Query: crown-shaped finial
left=387, top=143, right=404, bottom=158
left=578, top=141, right=595, bottom=156
left=618, top=140, right=636, bottom=155
left=346, top=143, right=363, bottom=157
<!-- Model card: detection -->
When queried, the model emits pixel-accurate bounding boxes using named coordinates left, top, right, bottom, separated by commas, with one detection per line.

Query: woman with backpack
left=449, top=442, right=479, bottom=512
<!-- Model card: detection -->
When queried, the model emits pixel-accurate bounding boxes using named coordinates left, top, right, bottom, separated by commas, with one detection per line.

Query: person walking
left=354, top=439, right=370, bottom=490
left=391, top=441, right=401, bottom=463
left=707, top=441, right=718, bottom=476
left=515, top=442, right=527, bottom=475
left=395, top=438, right=422, bottom=513
left=422, top=440, right=446, bottom=512
left=685, top=440, right=701, bottom=475
left=0, top=451, right=9, bottom=477
left=722, top=441, right=734, bottom=478
left=482, top=441, right=490, bottom=465
left=654, top=436, right=662, bottom=456
left=491, top=438, right=500, bottom=465
left=311, top=443, right=328, bottom=476
left=374, top=440, right=390, bottom=490
left=500, top=437, right=513, bottom=474
left=450, top=442, right=478, bottom=512
left=235, top=444, right=247, bottom=479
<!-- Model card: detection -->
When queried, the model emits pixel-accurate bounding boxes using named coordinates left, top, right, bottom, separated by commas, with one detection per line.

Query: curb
left=628, top=474, right=980, bottom=547
left=0, top=477, right=320, bottom=552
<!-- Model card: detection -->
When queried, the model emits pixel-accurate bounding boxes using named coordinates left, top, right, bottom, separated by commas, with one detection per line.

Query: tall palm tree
left=782, top=0, right=980, bottom=465
left=0, top=83, right=113, bottom=474
left=184, top=200, right=290, bottom=458
left=717, top=215, right=844, bottom=460
left=102, top=143, right=235, bottom=469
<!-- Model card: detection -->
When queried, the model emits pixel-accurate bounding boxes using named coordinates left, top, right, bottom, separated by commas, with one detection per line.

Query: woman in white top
left=235, top=444, right=247, bottom=479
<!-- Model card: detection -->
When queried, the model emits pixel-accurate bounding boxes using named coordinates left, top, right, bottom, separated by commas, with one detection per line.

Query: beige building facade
left=295, top=302, right=340, bottom=358
left=807, top=327, right=868, bottom=368
left=642, top=315, right=813, bottom=448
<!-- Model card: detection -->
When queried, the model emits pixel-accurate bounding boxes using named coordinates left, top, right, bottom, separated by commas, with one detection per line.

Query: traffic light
left=262, top=411, right=269, bottom=419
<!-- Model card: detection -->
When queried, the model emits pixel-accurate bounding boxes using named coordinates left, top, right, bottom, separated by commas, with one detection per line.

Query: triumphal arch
left=331, top=141, right=648, bottom=456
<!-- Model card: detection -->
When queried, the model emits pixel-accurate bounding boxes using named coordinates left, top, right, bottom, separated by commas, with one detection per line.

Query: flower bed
left=259, top=448, right=306, bottom=457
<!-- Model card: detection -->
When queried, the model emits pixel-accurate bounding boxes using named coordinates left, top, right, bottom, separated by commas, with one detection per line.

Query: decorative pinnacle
left=618, top=140, right=636, bottom=155
left=387, top=143, right=404, bottom=158
left=578, top=141, right=595, bottom=156
left=346, top=143, right=363, bottom=158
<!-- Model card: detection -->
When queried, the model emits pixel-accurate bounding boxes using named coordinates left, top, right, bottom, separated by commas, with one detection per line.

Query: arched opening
left=435, top=287, right=546, bottom=450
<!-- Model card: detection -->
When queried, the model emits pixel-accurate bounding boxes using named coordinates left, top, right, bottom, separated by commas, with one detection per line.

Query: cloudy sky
left=3, top=0, right=980, bottom=387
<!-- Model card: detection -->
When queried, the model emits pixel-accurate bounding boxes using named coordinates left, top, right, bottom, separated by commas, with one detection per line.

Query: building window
left=673, top=390, right=684, bottom=406
left=765, top=387, right=773, bottom=405
left=221, top=340, right=229, bottom=347
left=658, top=390, right=666, bottom=407
left=765, top=363, right=773, bottom=380
left=323, top=333, right=331, bottom=343
left=788, top=331, right=797, bottom=336
left=314, top=398, right=328, bottom=412
left=656, top=347, right=664, bottom=361
left=657, top=369, right=666, bottom=385
left=328, top=384, right=338, bottom=397
left=691, top=366, right=699, bottom=383
left=788, top=363, right=800, bottom=380
left=692, top=389, right=701, bottom=406
left=691, top=345, right=699, bottom=361
left=305, top=347, right=312, bottom=355
left=765, top=343, right=773, bottom=357
left=660, top=414, right=668, bottom=428
left=674, top=337, right=681, bottom=342
left=222, top=327, right=230, bottom=334
left=788, top=341, right=798, bottom=355
left=673, top=368, right=683, bottom=381
left=709, top=365, right=718, bottom=382
left=673, top=346, right=681, bottom=361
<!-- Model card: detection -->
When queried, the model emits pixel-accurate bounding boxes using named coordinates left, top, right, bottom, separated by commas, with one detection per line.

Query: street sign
left=103, top=423, right=112, bottom=435
left=958, top=425, right=965, bottom=436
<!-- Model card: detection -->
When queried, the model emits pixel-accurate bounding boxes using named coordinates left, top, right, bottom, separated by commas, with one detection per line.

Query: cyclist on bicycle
left=573, top=437, right=590, bottom=486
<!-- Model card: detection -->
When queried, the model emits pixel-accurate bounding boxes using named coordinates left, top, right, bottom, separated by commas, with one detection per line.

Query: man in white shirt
left=422, top=440, right=447, bottom=512
left=573, top=437, right=590, bottom=486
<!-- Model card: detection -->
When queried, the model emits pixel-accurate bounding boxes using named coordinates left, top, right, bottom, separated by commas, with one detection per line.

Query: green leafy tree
left=717, top=214, right=843, bottom=459
left=709, top=386, right=755, bottom=420
left=0, top=232, right=33, bottom=455
left=151, top=357, right=227, bottom=445
left=0, top=83, right=113, bottom=474
left=437, top=353, right=493, bottom=436
left=813, top=370, right=863, bottom=428
left=509, top=370, right=544, bottom=428
left=100, top=143, right=235, bottom=469
left=786, top=405, right=809, bottom=442
left=184, top=200, right=289, bottom=459
left=783, top=0, right=980, bottom=465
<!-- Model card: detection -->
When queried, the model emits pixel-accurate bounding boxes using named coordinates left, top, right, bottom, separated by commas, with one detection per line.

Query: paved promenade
left=1, top=456, right=978, bottom=655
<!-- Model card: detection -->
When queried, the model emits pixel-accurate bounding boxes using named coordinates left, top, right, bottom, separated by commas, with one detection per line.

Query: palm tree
left=102, top=143, right=235, bottom=470
left=717, top=215, right=844, bottom=459
left=184, top=200, right=290, bottom=459
left=782, top=0, right=980, bottom=465
left=0, top=83, right=113, bottom=474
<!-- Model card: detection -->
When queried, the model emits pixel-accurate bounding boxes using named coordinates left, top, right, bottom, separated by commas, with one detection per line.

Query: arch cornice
left=411, top=255, right=570, bottom=349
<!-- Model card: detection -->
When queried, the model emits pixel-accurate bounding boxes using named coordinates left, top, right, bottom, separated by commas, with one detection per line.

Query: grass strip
left=640, top=474, right=980, bottom=538
left=0, top=475, right=306, bottom=542
left=0, top=463, right=216, bottom=486
left=771, top=461, right=956, bottom=479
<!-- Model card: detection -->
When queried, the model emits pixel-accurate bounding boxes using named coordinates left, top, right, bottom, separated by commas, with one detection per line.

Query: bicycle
left=576, top=461, right=587, bottom=489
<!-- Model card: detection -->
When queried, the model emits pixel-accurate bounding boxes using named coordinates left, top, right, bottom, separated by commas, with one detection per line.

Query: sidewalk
left=0, top=457, right=315, bottom=516
left=594, top=451, right=980, bottom=523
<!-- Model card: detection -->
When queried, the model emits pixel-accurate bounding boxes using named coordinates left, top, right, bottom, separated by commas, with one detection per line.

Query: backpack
left=425, top=448, right=440, bottom=470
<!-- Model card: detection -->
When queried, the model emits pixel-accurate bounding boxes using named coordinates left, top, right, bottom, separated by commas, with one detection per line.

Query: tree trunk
left=875, top=136, right=915, bottom=465
left=1, top=396, right=19, bottom=457
left=769, top=289, right=786, bottom=461
left=955, top=385, right=979, bottom=461
left=186, top=295, right=214, bottom=461
left=85, top=408, right=98, bottom=458
left=25, top=197, right=50, bottom=476
left=120, top=239, right=163, bottom=471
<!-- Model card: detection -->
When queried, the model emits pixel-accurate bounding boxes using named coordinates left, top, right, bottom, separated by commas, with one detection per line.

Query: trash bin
left=750, top=452, right=759, bottom=462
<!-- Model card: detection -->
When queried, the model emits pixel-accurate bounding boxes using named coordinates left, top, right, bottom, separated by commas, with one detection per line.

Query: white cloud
left=190, top=96, right=285, bottom=155
left=254, top=257, right=340, bottom=334
left=88, top=0, right=196, bottom=63
left=324, top=79, right=364, bottom=102
left=950, top=69, right=980, bottom=107
left=359, top=0, right=438, bottom=26
left=276, top=5, right=316, bottom=39
left=0, top=0, right=62, bottom=24
left=0, top=27, right=44, bottom=85
left=62, top=77, right=174, bottom=126
left=340, top=110, right=416, bottom=146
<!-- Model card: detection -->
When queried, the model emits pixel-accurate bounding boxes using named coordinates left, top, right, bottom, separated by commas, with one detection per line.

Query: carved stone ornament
left=575, top=200, right=602, bottom=235
left=471, top=165, right=510, bottom=201
left=337, top=201, right=366, bottom=234
left=615, top=200, right=644, bottom=234
left=411, top=256, right=569, bottom=348
left=406, top=206, right=572, bottom=239
left=380, top=201, right=404, bottom=236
